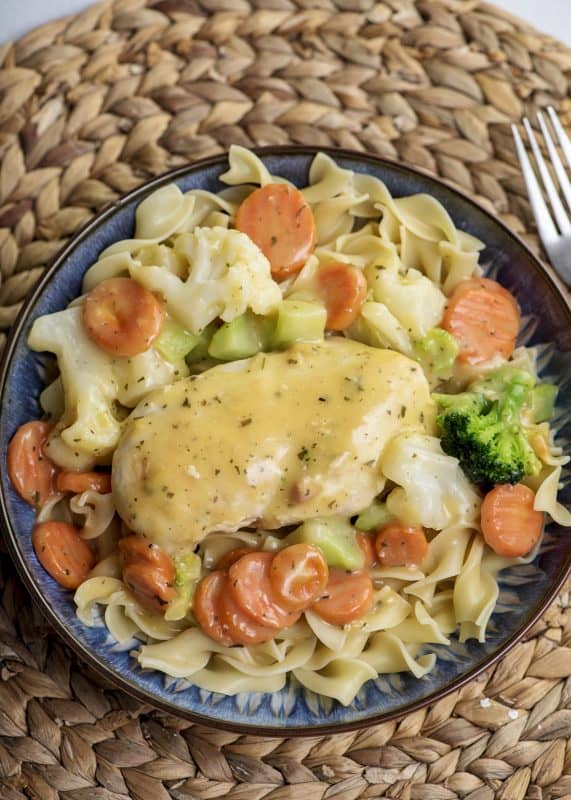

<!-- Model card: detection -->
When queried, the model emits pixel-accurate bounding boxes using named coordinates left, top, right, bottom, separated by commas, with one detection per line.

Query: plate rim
left=1, top=144, right=570, bottom=736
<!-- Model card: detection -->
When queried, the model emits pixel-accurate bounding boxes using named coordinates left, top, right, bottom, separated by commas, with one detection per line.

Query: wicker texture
left=0, top=1, right=570, bottom=798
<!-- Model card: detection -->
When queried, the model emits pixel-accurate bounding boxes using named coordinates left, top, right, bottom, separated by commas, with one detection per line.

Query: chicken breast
left=112, top=338, right=433, bottom=555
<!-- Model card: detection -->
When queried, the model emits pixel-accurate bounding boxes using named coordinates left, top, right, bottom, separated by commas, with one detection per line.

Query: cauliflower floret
left=381, top=432, right=481, bottom=530
left=347, top=301, right=413, bottom=356
left=29, top=308, right=120, bottom=463
left=367, top=267, right=446, bottom=340
left=28, top=307, right=185, bottom=469
left=130, top=226, right=282, bottom=334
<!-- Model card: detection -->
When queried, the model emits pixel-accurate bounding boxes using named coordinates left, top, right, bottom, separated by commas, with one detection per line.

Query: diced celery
left=532, top=383, right=558, bottom=423
left=164, top=588, right=192, bottom=622
left=271, top=300, right=326, bottom=348
left=253, top=314, right=276, bottom=351
left=165, top=553, right=202, bottom=621
left=174, top=553, right=202, bottom=586
left=155, top=318, right=199, bottom=363
left=208, top=314, right=261, bottom=361
left=285, top=516, right=364, bottom=571
left=413, top=328, right=458, bottom=379
left=355, top=499, right=392, bottom=532
left=185, top=321, right=218, bottom=364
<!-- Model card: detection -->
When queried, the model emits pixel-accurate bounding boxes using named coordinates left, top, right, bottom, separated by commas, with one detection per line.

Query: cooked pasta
left=9, top=145, right=570, bottom=707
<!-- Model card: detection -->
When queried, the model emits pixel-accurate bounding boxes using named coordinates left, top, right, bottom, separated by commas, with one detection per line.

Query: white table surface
left=0, top=0, right=570, bottom=46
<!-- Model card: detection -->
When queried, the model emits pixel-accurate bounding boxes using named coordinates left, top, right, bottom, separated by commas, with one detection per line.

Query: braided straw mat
left=1, top=1, right=571, bottom=798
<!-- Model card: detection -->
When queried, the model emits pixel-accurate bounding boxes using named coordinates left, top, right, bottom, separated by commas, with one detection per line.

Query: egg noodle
left=25, top=147, right=571, bottom=706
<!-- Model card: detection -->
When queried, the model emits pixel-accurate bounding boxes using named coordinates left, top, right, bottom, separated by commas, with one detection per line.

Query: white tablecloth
left=0, top=0, right=569, bottom=46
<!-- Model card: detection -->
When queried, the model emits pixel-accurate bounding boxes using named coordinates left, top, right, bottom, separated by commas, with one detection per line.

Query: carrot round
left=375, top=523, right=428, bottom=567
left=119, top=535, right=175, bottom=614
left=269, top=544, right=329, bottom=612
left=119, top=535, right=174, bottom=572
left=218, top=584, right=277, bottom=646
left=228, top=551, right=300, bottom=629
left=356, top=532, right=377, bottom=569
left=32, top=521, right=94, bottom=590
left=83, top=277, right=164, bottom=357
left=122, top=562, right=176, bottom=614
left=316, top=262, right=367, bottom=331
left=56, top=471, right=112, bottom=495
left=441, top=277, right=520, bottom=365
left=8, top=420, right=58, bottom=507
left=235, top=183, right=316, bottom=279
left=193, top=571, right=234, bottom=646
left=311, top=570, right=374, bottom=626
left=215, top=547, right=254, bottom=571
left=480, top=483, right=543, bottom=557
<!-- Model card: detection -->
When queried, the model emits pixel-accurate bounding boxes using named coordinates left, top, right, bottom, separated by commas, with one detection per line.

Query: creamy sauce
left=112, top=339, right=433, bottom=554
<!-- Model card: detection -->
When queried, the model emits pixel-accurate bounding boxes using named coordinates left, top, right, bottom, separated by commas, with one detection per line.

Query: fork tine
left=511, top=123, right=558, bottom=246
left=523, top=117, right=570, bottom=235
left=537, top=111, right=571, bottom=214
left=547, top=106, right=571, bottom=171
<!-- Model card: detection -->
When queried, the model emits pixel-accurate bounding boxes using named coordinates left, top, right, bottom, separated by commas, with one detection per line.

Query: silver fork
left=512, top=107, right=571, bottom=286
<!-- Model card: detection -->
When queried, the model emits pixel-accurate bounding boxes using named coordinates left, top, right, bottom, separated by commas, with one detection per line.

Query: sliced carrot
left=235, top=183, right=316, bottom=279
left=311, top=570, right=374, bottom=626
left=316, top=262, right=367, bottom=331
left=119, top=534, right=175, bottom=614
left=269, top=544, right=329, bottom=612
left=451, top=276, right=509, bottom=301
left=123, top=562, right=176, bottom=614
left=32, top=521, right=94, bottom=590
left=356, top=532, right=377, bottom=569
left=8, top=420, right=58, bottom=507
left=83, top=277, right=164, bottom=357
left=215, top=547, right=254, bottom=571
left=480, top=483, right=543, bottom=557
left=193, top=571, right=234, bottom=646
left=441, top=277, right=520, bottom=365
left=56, top=471, right=112, bottom=495
left=118, top=535, right=173, bottom=573
left=228, top=551, right=300, bottom=629
left=218, top=585, right=277, bottom=646
left=374, top=524, right=428, bottom=567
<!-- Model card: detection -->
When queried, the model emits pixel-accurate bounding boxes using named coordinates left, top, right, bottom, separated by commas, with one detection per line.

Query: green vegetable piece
left=253, top=314, right=276, bottom=351
left=413, top=328, right=458, bottom=379
left=185, top=321, right=218, bottom=364
left=355, top=499, right=392, bottom=531
left=470, top=365, right=535, bottom=400
left=208, top=314, right=261, bottom=361
left=173, top=553, right=202, bottom=586
left=165, top=553, right=202, bottom=622
left=531, top=383, right=557, bottom=423
left=433, top=373, right=542, bottom=486
left=154, top=318, right=199, bottom=363
left=286, top=516, right=364, bottom=571
left=271, top=300, right=326, bottom=348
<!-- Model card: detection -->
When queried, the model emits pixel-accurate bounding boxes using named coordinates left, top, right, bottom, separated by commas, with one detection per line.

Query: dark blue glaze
left=1, top=148, right=570, bottom=734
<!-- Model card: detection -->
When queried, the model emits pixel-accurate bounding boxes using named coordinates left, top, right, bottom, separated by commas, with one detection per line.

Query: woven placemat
left=1, top=1, right=570, bottom=798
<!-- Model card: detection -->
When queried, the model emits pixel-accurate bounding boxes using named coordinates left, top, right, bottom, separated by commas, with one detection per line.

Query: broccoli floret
left=471, top=365, right=535, bottom=400
left=433, top=373, right=541, bottom=486
left=413, top=328, right=459, bottom=382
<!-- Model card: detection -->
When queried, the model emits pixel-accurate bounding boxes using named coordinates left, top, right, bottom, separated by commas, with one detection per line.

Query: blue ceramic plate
left=1, top=148, right=570, bottom=735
